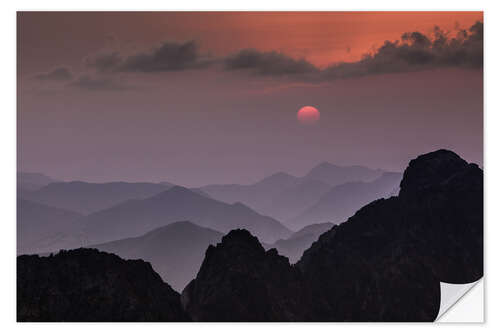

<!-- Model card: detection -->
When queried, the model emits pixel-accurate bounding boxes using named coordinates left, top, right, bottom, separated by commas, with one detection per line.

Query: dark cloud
left=86, top=41, right=211, bottom=73
left=322, top=21, right=483, bottom=79
left=85, top=52, right=122, bottom=73
left=224, top=49, right=318, bottom=76
left=68, top=75, right=128, bottom=91
left=45, top=21, right=483, bottom=87
left=35, top=67, right=73, bottom=81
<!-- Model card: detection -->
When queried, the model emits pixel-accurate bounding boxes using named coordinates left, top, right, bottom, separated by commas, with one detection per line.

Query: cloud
left=224, top=49, right=318, bottom=76
left=322, top=21, right=483, bottom=79
left=40, top=21, right=483, bottom=90
left=86, top=40, right=211, bottom=73
left=35, top=67, right=73, bottom=81
left=68, top=75, right=129, bottom=91
left=219, top=21, right=482, bottom=80
left=85, top=52, right=122, bottom=73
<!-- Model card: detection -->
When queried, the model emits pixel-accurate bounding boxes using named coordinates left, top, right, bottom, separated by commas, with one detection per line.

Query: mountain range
left=80, top=185, right=292, bottom=245
left=88, top=221, right=224, bottom=292
left=17, top=149, right=484, bottom=321
left=21, top=181, right=174, bottom=214
left=201, top=163, right=392, bottom=229
left=287, top=172, right=402, bottom=230
left=183, top=149, right=483, bottom=321
left=86, top=221, right=333, bottom=291
left=17, top=172, right=57, bottom=192
left=17, top=198, right=85, bottom=255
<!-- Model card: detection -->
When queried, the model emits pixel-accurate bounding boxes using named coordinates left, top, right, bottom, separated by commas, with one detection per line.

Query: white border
left=2, top=0, right=498, bottom=331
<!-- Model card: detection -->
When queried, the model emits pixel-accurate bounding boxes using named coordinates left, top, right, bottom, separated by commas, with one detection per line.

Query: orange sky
left=18, top=11, right=483, bottom=73
left=185, top=11, right=484, bottom=66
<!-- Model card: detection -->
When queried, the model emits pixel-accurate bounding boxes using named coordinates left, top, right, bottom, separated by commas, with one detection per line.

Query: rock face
left=17, top=248, right=189, bottom=321
left=297, top=149, right=483, bottom=321
left=181, top=229, right=312, bottom=321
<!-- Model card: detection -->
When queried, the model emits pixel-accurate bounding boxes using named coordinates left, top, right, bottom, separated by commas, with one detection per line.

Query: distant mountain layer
left=200, top=163, right=385, bottom=225
left=288, top=172, right=402, bottom=230
left=182, top=149, right=483, bottom=321
left=21, top=181, right=173, bottom=214
left=304, top=162, right=384, bottom=186
left=267, top=222, right=334, bottom=263
left=17, top=248, right=189, bottom=321
left=17, top=172, right=57, bottom=191
left=89, top=221, right=224, bottom=292
left=81, top=186, right=292, bottom=245
left=17, top=199, right=84, bottom=255
left=200, top=172, right=301, bottom=215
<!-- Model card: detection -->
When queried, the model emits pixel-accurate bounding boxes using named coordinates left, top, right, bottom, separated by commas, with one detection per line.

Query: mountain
left=297, top=149, right=483, bottom=321
left=287, top=172, right=402, bottom=230
left=181, top=229, right=313, bottom=321
left=304, top=162, right=383, bottom=186
left=81, top=186, right=292, bottom=245
left=200, top=164, right=386, bottom=224
left=88, top=221, right=224, bottom=292
left=17, top=248, right=189, bottom=321
left=17, top=198, right=84, bottom=255
left=22, top=181, right=173, bottom=214
left=182, top=149, right=483, bottom=321
left=258, top=178, right=332, bottom=221
left=17, top=172, right=57, bottom=191
left=268, top=222, right=334, bottom=263
left=202, top=174, right=332, bottom=222
left=200, top=172, right=299, bottom=212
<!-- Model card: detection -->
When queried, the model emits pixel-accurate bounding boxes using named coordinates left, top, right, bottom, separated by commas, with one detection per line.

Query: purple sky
left=17, top=12, right=483, bottom=187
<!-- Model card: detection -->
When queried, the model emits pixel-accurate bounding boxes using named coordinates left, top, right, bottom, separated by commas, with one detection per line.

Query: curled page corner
left=436, top=278, right=483, bottom=322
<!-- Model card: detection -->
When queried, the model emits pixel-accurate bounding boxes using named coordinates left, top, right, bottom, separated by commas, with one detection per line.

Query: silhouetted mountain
left=81, top=186, right=291, bottom=245
left=17, top=248, right=189, bottom=321
left=268, top=222, right=334, bottom=263
left=17, top=198, right=84, bottom=255
left=297, top=149, right=483, bottom=321
left=201, top=164, right=386, bottom=224
left=182, top=150, right=482, bottom=321
left=288, top=172, right=402, bottom=230
left=89, top=221, right=223, bottom=292
left=22, top=181, right=173, bottom=214
left=181, top=229, right=313, bottom=321
left=17, top=172, right=57, bottom=191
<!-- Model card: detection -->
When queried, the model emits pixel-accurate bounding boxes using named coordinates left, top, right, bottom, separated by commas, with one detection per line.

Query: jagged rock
left=17, top=248, right=189, bottom=321
left=181, top=229, right=312, bottom=321
left=297, top=149, right=483, bottom=321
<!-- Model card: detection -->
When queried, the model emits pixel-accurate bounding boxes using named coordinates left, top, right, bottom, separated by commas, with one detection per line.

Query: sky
left=17, top=12, right=483, bottom=187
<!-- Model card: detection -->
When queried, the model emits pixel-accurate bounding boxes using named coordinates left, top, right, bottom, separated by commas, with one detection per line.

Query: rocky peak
left=17, top=248, right=189, bottom=321
left=181, top=228, right=311, bottom=321
left=297, top=149, right=483, bottom=321
left=399, top=149, right=469, bottom=198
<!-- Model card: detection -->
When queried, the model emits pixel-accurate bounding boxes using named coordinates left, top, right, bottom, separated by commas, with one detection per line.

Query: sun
left=297, top=106, right=320, bottom=125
